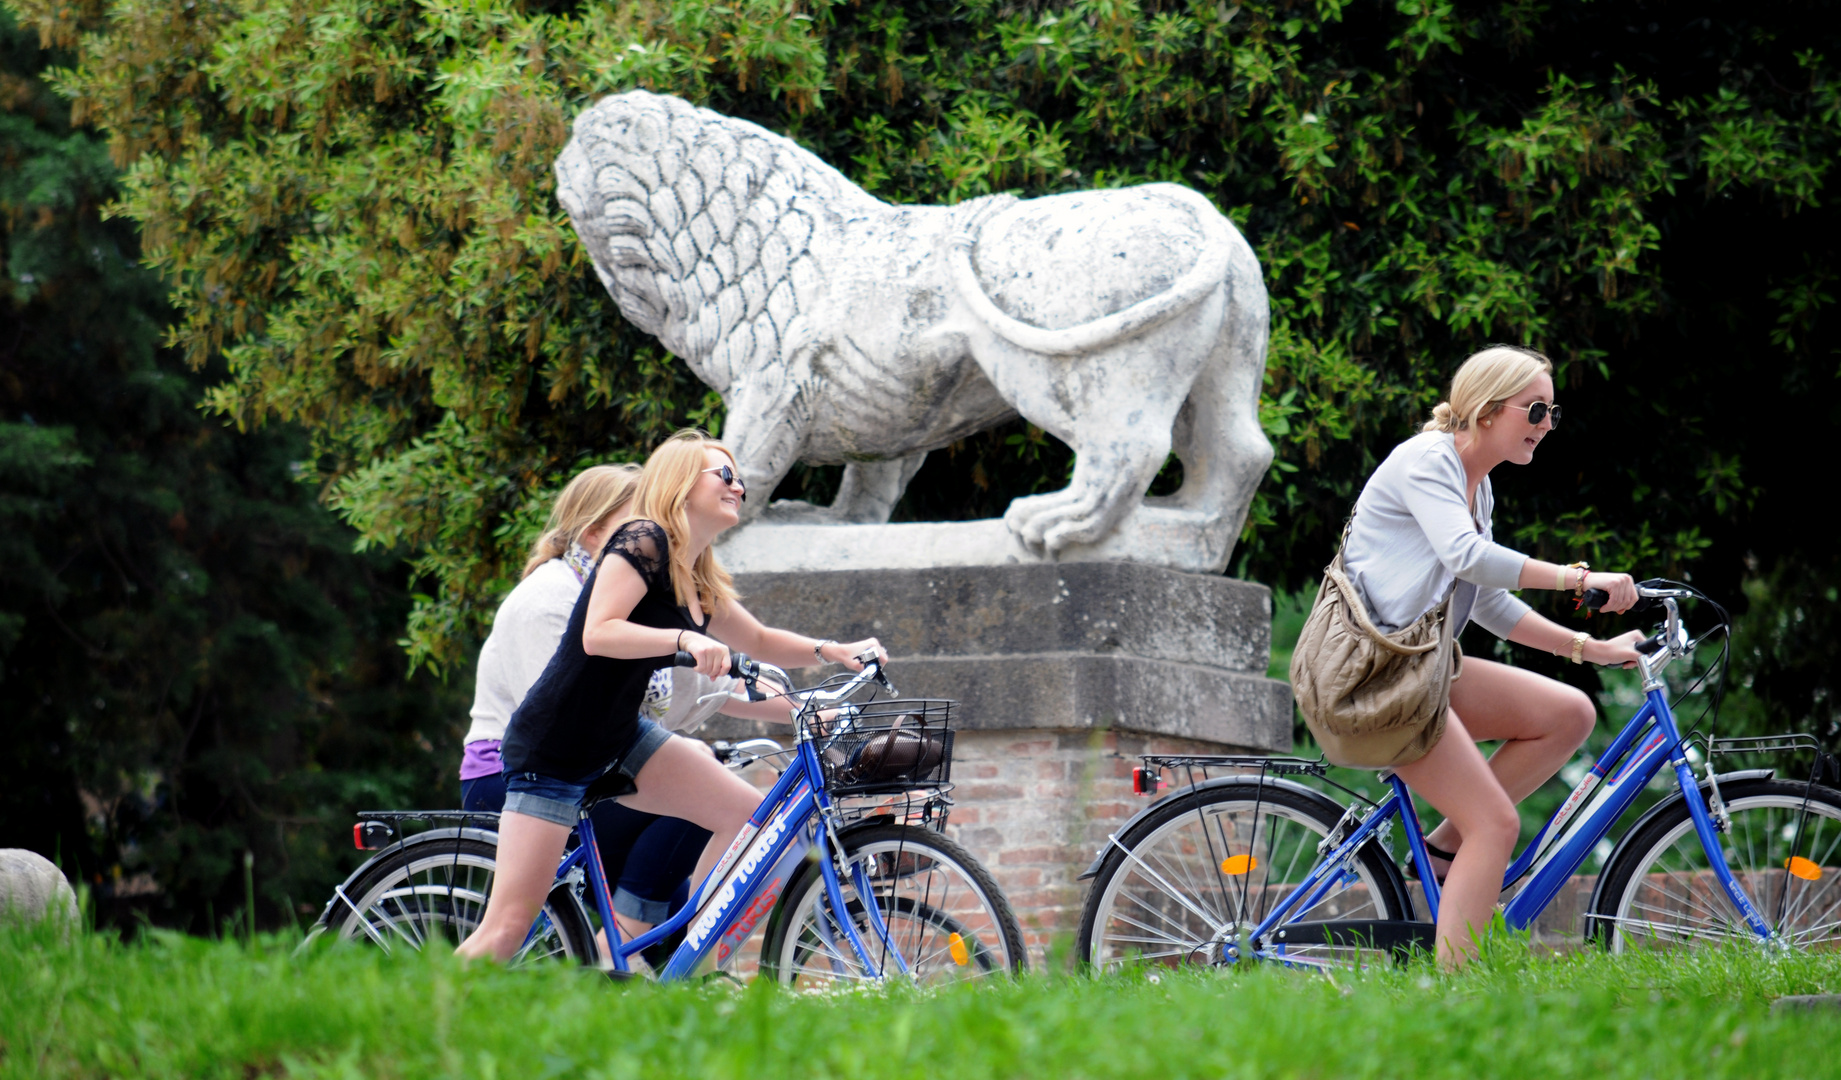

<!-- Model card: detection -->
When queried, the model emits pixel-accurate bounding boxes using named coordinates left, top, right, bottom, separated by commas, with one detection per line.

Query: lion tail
left=947, top=183, right=1237, bottom=357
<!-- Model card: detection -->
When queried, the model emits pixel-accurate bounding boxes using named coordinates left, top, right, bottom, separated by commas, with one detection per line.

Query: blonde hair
left=520, top=464, right=644, bottom=579
left=1424, top=345, right=1555, bottom=434
left=625, top=429, right=739, bottom=613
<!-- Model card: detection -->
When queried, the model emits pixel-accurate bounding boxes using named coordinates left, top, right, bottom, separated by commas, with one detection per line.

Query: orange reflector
left=1787, top=856, right=1823, bottom=882
left=948, top=932, right=970, bottom=966
left=1221, top=854, right=1258, bottom=876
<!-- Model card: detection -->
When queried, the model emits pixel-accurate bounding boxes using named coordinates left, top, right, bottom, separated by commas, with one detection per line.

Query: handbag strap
left=1321, top=557, right=1444, bottom=657
left=1322, top=501, right=1453, bottom=658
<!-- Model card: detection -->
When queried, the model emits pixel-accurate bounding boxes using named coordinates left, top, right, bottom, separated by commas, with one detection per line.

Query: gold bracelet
left=1570, top=631, right=1589, bottom=665
left=1567, top=561, right=1590, bottom=596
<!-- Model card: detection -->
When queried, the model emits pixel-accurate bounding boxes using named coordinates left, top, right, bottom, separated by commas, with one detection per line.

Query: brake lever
left=859, top=651, right=896, bottom=695
left=674, top=649, right=770, bottom=700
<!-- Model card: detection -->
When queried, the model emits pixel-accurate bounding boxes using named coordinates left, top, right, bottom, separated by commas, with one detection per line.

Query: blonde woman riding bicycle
left=457, top=430, right=882, bottom=964
left=1308, top=345, right=1647, bottom=967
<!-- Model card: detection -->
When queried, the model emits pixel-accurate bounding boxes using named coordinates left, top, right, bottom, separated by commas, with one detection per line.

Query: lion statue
left=555, top=90, right=1273, bottom=573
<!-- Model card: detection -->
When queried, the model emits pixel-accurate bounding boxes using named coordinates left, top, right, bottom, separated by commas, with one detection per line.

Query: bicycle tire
left=759, top=823, right=1026, bottom=987
left=1588, top=778, right=1841, bottom=953
left=311, top=835, right=595, bottom=965
left=1076, top=782, right=1414, bottom=970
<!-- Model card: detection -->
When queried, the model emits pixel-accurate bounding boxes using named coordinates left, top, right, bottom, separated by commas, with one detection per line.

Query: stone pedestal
left=701, top=560, right=1293, bottom=966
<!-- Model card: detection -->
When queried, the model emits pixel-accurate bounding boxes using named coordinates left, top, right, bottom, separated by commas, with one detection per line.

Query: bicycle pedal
left=701, top=970, right=747, bottom=991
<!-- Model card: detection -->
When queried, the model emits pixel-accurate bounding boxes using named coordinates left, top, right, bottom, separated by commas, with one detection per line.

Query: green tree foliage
left=1, top=7, right=466, bottom=931
left=7, top=0, right=1837, bottom=735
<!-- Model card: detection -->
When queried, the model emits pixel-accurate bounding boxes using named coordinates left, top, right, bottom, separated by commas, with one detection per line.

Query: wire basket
left=817, top=699, right=955, bottom=796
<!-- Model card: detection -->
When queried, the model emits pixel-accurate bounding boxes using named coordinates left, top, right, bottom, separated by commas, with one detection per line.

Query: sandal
left=1409, top=842, right=1458, bottom=886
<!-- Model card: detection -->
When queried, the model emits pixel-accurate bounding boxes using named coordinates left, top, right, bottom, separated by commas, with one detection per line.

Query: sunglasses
left=1501, top=401, right=1561, bottom=427
left=702, top=464, right=747, bottom=500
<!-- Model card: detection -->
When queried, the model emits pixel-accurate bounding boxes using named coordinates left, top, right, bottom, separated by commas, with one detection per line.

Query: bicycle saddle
left=580, top=767, right=638, bottom=809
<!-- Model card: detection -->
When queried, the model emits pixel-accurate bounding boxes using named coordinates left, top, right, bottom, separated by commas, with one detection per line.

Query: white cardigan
left=1340, top=431, right=1533, bottom=640
left=463, top=558, right=583, bottom=746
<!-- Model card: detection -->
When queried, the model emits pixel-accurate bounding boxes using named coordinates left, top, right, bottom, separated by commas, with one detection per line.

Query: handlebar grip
left=673, top=649, right=755, bottom=678
left=1579, top=588, right=1609, bottom=611
left=1634, top=633, right=1667, bottom=656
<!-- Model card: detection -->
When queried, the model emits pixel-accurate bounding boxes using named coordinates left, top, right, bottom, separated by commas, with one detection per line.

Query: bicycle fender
left=1583, top=769, right=1775, bottom=917
left=311, top=825, right=503, bottom=927
left=1076, top=775, right=1348, bottom=881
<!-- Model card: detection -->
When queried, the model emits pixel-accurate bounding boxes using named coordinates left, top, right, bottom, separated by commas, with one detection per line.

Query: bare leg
left=618, top=736, right=762, bottom=895
left=1421, top=657, right=1597, bottom=869
left=454, top=810, right=573, bottom=964
left=1393, top=711, right=1521, bottom=968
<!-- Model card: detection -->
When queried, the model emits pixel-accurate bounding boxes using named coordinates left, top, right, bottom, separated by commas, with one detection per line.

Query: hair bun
left=1423, top=401, right=1458, bottom=433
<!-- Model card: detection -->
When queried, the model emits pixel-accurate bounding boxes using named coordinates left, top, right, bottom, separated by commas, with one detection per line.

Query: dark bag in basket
left=837, top=716, right=946, bottom=785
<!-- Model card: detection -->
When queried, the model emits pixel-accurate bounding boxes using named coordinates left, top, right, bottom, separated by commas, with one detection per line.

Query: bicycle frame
left=1242, top=623, right=1774, bottom=963
left=536, top=663, right=914, bottom=979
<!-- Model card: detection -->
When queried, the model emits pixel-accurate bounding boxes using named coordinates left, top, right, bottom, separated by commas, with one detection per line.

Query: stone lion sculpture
left=555, top=90, right=1273, bottom=573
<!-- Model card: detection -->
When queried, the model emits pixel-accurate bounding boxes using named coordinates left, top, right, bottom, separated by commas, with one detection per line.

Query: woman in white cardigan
left=1338, top=345, right=1646, bottom=967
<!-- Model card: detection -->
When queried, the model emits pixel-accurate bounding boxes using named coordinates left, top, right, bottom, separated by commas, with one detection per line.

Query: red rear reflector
left=1132, top=767, right=1161, bottom=796
left=353, top=822, right=367, bottom=850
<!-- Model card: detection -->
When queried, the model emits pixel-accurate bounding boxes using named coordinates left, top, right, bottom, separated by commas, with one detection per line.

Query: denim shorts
left=502, top=719, right=674, bottom=827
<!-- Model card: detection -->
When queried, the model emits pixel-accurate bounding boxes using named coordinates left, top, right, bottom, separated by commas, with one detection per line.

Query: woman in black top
left=457, top=430, right=883, bottom=964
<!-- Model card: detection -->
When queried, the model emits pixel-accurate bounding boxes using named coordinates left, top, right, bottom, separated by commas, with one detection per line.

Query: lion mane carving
left=555, top=90, right=1273, bottom=573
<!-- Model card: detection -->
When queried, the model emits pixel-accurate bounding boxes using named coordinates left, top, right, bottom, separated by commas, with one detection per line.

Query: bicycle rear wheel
left=1590, top=778, right=1841, bottom=953
left=309, top=835, right=595, bottom=965
left=759, top=823, right=1026, bottom=987
left=1076, top=782, right=1414, bottom=970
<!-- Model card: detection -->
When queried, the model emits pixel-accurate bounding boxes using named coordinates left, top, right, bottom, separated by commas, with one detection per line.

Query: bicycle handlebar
left=1577, top=582, right=1696, bottom=613
left=1574, top=580, right=1717, bottom=674
left=672, top=647, right=893, bottom=708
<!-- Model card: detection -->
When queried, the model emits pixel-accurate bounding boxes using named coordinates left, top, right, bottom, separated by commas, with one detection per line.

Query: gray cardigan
left=1340, top=431, right=1533, bottom=639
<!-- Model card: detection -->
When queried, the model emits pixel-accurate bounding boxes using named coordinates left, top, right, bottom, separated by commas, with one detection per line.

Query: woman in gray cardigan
left=1340, top=345, right=1645, bottom=967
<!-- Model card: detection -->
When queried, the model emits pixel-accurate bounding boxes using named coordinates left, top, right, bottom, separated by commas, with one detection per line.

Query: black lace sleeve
left=604, top=519, right=671, bottom=594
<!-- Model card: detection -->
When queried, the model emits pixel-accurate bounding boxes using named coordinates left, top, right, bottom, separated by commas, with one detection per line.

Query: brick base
left=938, top=727, right=1245, bottom=968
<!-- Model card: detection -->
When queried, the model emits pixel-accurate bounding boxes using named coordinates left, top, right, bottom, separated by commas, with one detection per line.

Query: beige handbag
left=1289, top=539, right=1462, bottom=770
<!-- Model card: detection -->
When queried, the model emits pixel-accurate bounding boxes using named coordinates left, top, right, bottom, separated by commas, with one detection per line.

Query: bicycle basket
left=819, top=700, right=955, bottom=796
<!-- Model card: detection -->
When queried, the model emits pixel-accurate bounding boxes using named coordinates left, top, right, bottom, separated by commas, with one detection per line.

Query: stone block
left=0, top=849, right=79, bottom=936
left=731, top=561, right=1275, bottom=672
left=701, top=562, right=1293, bottom=752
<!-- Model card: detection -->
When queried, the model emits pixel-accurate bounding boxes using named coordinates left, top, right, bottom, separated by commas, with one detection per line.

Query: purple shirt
left=460, top=738, right=503, bottom=781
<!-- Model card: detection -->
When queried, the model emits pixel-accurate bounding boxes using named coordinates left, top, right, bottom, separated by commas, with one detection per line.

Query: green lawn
left=4, top=923, right=1840, bottom=1079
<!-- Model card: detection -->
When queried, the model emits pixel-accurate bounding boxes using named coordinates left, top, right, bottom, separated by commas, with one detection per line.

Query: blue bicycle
left=1077, top=581, right=1841, bottom=968
left=309, top=655, right=1026, bottom=985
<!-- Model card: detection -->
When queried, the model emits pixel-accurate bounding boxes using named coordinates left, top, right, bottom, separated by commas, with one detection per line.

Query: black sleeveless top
left=500, top=519, right=709, bottom=780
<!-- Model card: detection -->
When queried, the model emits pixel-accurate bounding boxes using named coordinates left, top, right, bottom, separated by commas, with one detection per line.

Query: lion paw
left=1005, top=490, right=1117, bottom=555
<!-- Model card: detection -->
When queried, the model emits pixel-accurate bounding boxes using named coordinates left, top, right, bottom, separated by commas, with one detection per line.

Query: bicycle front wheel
left=1590, top=778, right=1841, bottom=953
left=759, top=823, right=1026, bottom=987
left=310, top=835, right=595, bottom=965
left=1077, top=782, right=1413, bottom=971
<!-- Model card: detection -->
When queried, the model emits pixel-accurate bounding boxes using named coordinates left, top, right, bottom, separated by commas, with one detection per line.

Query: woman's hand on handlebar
left=1583, top=571, right=1638, bottom=613
left=1586, top=629, right=1646, bottom=669
left=820, top=637, right=887, bottom=671
left=679, top=631, right=731, bottom=680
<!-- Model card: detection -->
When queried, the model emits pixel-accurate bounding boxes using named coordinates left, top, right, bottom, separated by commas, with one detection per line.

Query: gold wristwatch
left=1569, top=631, right=1589, bottom=665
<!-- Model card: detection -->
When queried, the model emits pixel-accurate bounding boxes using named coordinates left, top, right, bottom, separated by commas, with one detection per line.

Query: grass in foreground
left=3, top=923, right=1840, bottom=1079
